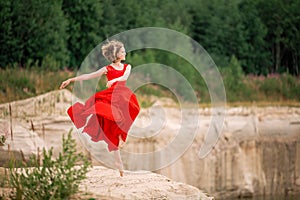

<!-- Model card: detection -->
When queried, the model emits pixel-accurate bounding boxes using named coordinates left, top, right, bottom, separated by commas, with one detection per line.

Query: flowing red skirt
left=67, top=81, right=140, bottom=151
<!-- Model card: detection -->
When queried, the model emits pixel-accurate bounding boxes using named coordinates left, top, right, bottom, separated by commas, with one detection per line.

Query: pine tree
left=10, top=0, right=69, bottom=68
left=62, top=0, right=103, bottom=68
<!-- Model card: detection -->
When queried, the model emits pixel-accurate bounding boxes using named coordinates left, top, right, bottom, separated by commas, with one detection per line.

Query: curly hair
left=101, top=40, right=124, bottom=62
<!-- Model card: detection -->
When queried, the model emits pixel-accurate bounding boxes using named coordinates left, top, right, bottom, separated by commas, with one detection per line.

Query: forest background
left=0, top=0, right=299, bottom=105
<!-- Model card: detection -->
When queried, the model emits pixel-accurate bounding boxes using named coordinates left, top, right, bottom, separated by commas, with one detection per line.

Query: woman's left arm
left=106, top=64, right=131, bottom=87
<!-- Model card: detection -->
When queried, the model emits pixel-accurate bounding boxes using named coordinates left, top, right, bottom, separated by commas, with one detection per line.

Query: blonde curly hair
left=101, top=40, right=124, bottom=62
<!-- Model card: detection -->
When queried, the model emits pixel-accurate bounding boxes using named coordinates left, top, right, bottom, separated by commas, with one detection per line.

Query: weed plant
left=7, top=130, right=91, bottom=200
left=0, top=64, right=299, bottom=106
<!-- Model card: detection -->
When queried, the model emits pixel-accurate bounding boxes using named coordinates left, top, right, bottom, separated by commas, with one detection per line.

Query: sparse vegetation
left=3, top=130, right=91, bottom=200
left=0, top=66, right=300, bottom=107
left=0, top=67, right=73, bottom=104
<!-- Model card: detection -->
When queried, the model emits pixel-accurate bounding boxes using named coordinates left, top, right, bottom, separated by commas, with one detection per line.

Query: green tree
left=189, top=0, right=249, bottom=68
left=62, top=0, right=103, bottom=68
left=238, top=0, right=270, bottom=75
left=10, top=0, right=69, bottom=68
left=99, top=0, right=191, bottom=36
left=281, top=0, right=300, bottom=75
left=0, top=0, right=15, bottom=67
left=257, top=0, right=300, bottom=75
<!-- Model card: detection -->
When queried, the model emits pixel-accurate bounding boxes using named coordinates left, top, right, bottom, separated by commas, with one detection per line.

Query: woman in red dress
left=60, top=40, right=140, bottom=176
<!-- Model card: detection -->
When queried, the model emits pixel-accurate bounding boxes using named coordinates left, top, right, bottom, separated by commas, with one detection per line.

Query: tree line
left=0, top=0, right=299, bottom=75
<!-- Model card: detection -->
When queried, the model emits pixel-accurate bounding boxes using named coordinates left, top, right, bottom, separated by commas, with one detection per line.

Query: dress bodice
left=106, top=64, right=128, bottom=81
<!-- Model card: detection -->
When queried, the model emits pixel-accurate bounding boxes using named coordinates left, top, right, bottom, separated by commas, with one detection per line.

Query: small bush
left=8, top=130, right=91, bottom=200
left=221, top=55, right=246, bottom=101
left=41, top=55, right=62, bottom=71
left=259, top=75, right=281, bottom=99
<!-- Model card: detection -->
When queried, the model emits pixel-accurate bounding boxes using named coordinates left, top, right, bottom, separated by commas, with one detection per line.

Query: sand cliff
left=0, top=89, right=300, bottom=199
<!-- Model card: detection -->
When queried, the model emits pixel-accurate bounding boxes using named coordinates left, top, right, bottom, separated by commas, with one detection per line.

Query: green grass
left=0, top=67, right=299, bottom=107
left=0, top=67, right=73, bottom=104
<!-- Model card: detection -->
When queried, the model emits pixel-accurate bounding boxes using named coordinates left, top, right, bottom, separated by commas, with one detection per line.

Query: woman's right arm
left=60, top=67, right=107, bottom=89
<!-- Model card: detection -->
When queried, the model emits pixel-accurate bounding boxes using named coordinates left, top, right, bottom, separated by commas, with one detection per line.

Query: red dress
left=67, top=64, right=140, bottom=151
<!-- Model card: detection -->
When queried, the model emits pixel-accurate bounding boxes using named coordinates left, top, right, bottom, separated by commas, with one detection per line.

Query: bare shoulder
left=126, top=64, right=132, bottom=69
left=100, top=66, right=108, bottom=72
left=94, top=66, right=108, bottom=75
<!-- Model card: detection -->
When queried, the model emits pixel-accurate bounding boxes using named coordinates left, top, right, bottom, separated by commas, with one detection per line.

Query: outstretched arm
left=60, top=67, right=107, bottom=89
left=106, top=64, right=131, bottom=88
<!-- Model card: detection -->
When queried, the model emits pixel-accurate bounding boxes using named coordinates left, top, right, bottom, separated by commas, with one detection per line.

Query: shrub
left=8, top=130, right=91, bottom=200
left=221, top=55, right=246, bottom=101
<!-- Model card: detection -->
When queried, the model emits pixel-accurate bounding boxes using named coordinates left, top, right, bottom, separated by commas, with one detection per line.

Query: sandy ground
left=0, top=166, right=212, bottom=200
left=78, top=166, right=212, bottom=200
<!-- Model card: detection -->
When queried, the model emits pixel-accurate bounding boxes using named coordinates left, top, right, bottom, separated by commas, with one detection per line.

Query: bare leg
left=119, top=135, right=125, bottom=148
left=114, top=150, right=124, bottom=177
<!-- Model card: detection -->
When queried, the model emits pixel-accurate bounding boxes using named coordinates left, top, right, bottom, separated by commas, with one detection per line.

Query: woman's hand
left=60, top=79, right=72, bottom=89
left=106, top=80, right=115, bottom=88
